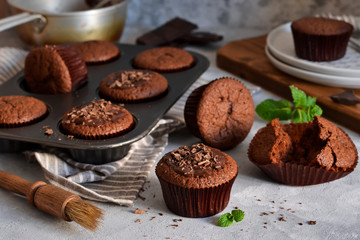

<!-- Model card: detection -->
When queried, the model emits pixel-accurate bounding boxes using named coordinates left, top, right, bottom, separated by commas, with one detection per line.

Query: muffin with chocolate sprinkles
left=156, top=143, right=238, bottom=218
left=61, top=99, right=134, bottom=139
left=24, top=45, right=88, bottom=94
left=99, top=70, right=168, bottom=102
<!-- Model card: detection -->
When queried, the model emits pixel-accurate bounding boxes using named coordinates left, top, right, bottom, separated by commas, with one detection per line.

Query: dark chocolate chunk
left=180, top=31, right=223, bottom=44
left=136, top=17, right=198, bottom=46
left=330, top=90, right=360, bottom=105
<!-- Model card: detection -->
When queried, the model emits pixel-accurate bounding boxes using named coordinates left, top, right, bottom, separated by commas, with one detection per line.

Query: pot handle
left=0, top=12, right=46, bottom=32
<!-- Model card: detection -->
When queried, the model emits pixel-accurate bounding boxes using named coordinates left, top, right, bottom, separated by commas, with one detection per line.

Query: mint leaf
left=255, top=99, right=292, bottom=121
left=292, top=109, right=308, bottom=123
left=306, top=96, right=317, bottom=108
left=256, top=85, right=323, bottom=123
left=290, top=85, right=307, bottom=108
left=309, top=105, right=323, bottom=120
left=231, top=210, right=245, bottom=223
left=217, top=213, right=234, bottom=227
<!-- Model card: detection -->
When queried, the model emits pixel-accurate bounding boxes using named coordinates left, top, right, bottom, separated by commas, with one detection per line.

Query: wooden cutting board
left=216, top=35, right=360, bottom=133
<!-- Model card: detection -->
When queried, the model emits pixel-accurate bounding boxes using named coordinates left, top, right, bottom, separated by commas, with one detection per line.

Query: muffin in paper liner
left=291, top=17, right=353, bottom=61
left=155, top=143, right=238, bottom=218
left=157, top=175, right=236, bottom=218
left=184, top=77, right=255, bottom=150
left=248, top=117, right=358, bottom=186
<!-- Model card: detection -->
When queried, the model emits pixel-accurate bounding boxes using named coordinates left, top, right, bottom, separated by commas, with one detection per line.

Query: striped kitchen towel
left=0, top=47, right=260, bottom=206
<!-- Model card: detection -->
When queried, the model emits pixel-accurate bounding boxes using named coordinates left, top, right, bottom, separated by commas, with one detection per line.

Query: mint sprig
left=217, top=210, right=245, bottom=227
left=255, top=85, right=322, bottom=123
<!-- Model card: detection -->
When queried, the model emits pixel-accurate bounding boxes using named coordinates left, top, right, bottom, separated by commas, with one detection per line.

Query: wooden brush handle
left=0, top=170, right=76, bottom=220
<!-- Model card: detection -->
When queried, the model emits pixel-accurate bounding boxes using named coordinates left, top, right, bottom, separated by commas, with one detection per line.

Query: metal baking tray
left=0, top=43, right=209, bottom=164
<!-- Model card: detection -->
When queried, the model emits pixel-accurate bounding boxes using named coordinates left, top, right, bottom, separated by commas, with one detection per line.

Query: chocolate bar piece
left=330, top=90, right=360, bottom=105
left=180, top=31, right=223, bottom=44
left=136, top=17, right=198, bottom=46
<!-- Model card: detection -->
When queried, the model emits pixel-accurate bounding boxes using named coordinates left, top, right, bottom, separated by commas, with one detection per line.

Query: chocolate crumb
left=308, top=221, right=317, bottom=225
left=271, top=201, right=275, bottom=203
left=287, top=208, right=292, bottom=211
left=284, top=200, right=287, bottom=202
left=151, top=217, right=156, bottom=221
left=44, top=128, right=54, bottom=135
left=291, top=211, right=296, bottom=213
left=264, top=226, right=268, bottom=229
left=134, top=208, right=147, bottom=214
left=135, top=219, right=141, bottom=223
left=173, top=219, right=178, bottom=222
left=270, top=212, right=275, bottom=214
left=235, top=206, right=239, bottom=209
left=299, top=223, right=303, bottom=226
left=279, top=217, right=286, bottom=222
left=66, top=135, right=74, bottom=140
left=280, top=214, right=284, bottom=217
left=159, top=213, right=164, bottom=216
left=138, top=194, right=146, bottom=201
left=140, top=187, right=145, bottom=192
left=264, top=222, right=268, bottom=224
left=257, top=199, right=261, bottom=202
left=280, top=207, right=284, bottom=209
left=169, top=224, right=178, bottom=228
left=299, top=202, right=302, bottom=205
left=153, top=194, right=156, bottom=198
left=260, top=212, right=269, bottom=216
left=179, top=219, right=183, bottom=222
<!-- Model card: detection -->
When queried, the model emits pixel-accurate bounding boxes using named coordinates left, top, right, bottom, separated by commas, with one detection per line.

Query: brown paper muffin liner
left=291, top=31, right=352, bottom=61
left=157, top=175, right=236, bottom=218
left=255, top=161, right=354, bottom=186
left=184, top=84, right=208, bottom=139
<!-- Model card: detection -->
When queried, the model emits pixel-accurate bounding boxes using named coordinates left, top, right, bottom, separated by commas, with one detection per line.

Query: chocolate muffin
left=184, top=77, right=255, bottom=150
left=155, top=143, right=238, bottom=218
left=0, top=95, right=47, bottom=127
left=99, top=70, right=168, bottom=102
left=24, top=45, right=88, bottom=94
left=133, top=46, right=195, bottom=72
left=61, top=99, right=134, bottom=139
left=248, top=117, right=358, bottom=185
left=291, top=17, right=353, bottom=61
left=71, top=40, right=121, bottom=63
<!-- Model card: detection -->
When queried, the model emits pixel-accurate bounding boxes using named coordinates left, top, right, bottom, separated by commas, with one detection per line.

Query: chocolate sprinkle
left=165, top=143, right=225, bottom=177
left=108, top=70, right=152, bottom=89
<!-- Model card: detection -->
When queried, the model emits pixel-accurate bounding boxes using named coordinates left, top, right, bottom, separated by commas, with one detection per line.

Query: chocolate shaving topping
left=330, top=90, right=360, bottom=105
left=165, top=143, right=225, bottom=177
left=108, top=71, right=152, bottom=89
left=63, top=99, right=125, bottom=126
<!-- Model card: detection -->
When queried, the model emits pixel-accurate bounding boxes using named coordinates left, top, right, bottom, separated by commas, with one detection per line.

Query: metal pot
left=0, top=0, right=127, bottom=46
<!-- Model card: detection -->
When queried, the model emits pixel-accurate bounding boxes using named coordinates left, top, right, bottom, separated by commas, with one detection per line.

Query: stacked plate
left=266, top=22, right=360, bottom=89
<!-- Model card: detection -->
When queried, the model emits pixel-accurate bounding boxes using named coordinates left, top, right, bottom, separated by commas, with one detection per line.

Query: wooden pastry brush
left=0, top=170, right=103, bottom=231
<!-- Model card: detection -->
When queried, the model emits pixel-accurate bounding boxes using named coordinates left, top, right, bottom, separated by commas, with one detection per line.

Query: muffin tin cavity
left=0, top=44, right=209, bottom=164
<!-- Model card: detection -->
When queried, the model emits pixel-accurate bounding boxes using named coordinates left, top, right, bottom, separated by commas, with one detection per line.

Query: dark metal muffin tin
left=0, top=43, right=209, bottom=164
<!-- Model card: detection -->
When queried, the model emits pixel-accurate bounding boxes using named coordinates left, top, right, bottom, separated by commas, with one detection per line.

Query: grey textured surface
left=126, top=0, right=360, bottom=30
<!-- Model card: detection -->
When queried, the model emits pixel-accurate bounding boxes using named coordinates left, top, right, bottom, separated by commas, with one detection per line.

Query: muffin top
left=291, top=17, right=353, bottom=35
left=133, top=47, right=195, bottom=72
left=99, top=70, right=168, bottom=101
left=61, top=99, right=134, bottom=139
left=156, top=143, right=238, bottom=188
left=71, top=40, right=121, bottom=63
left=248, top=116, right=358, bottom=172
left=0, top=95, right=47, bottom=127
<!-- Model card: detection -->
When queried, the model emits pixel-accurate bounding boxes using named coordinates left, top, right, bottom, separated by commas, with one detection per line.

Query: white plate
left=267, top=22, right=360, bottom=77
left=265, top=46, right=360, bottom=89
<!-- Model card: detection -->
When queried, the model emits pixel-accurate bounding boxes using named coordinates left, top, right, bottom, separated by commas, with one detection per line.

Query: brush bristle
left=65, top=199, right=103, bottom=231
